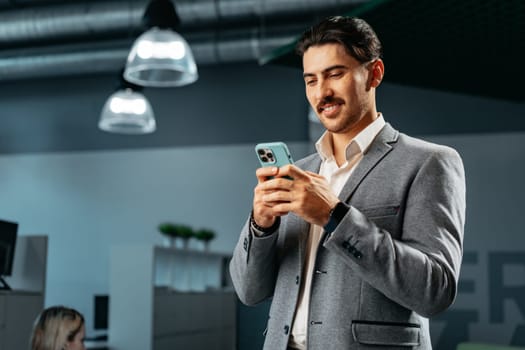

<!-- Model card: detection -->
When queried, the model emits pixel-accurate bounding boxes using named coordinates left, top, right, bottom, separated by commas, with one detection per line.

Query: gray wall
left=0, top=63, right=310, bottom=154
left=0, top=62, right=524, bottom=348
left=426, top=132, right=525, bottom=348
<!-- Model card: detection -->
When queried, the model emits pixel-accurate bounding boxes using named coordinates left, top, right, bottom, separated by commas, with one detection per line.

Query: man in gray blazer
left=230, top=16, right=466, bottom=350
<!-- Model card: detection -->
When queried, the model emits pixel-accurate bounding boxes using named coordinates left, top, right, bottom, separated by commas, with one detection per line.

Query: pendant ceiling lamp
left=98, top=77, right=156, bottom=134
left=124, top=0, right=198, bottom=87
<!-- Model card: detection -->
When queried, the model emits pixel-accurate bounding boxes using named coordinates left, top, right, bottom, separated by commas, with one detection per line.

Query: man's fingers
left=278, top=164, right=307, bottom=180
left=270, top=202, right=292, bottom=216
left=305, top=170, right=324, bottom=179
left=256, top=166, right=279, bottom=183
left=262, top=190, right=293, bottom=203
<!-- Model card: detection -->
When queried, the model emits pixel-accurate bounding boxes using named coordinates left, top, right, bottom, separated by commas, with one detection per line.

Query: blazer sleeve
left=229, top=218, right=280, bottom=306
left=324, top=146, right=466, bottom=317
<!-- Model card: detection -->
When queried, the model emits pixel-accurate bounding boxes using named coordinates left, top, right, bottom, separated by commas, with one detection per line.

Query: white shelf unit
left=109, top=245, right=235, bottom=350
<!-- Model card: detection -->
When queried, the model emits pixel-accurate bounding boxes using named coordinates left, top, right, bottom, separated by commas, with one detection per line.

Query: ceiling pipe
left=0, top=1, right=144, bottom=46
left=0, top=0, right=368, bottom=81
left=0, top=0, right=366, bottom=46
left=0, top=29, right=298, bottom=81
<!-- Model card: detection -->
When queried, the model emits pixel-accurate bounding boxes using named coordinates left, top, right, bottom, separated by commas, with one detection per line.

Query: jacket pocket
left=351, top=321, right=420, bottom=347
left=360, top=205, right=401, bottom=236
left=360, top=204, right=400, bottom=218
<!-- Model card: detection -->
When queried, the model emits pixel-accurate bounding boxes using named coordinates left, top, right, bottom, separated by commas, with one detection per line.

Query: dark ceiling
left=262, top=0, right=525, bottom=103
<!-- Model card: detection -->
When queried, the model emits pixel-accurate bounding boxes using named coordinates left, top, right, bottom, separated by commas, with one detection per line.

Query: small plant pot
left=162, top=235, right=176, bottom=248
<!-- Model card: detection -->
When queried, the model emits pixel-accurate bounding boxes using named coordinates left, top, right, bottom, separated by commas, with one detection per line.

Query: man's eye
left=305, top=80, right=317, bottom=86
left=329, top=72, right=342, bottom=78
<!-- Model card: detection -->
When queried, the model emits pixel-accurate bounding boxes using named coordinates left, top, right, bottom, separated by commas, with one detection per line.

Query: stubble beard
left=319, top=109, right=363, bottom=136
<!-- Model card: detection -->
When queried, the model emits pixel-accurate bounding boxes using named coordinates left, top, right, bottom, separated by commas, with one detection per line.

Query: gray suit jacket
left=230, top=124, right=466, bottom=349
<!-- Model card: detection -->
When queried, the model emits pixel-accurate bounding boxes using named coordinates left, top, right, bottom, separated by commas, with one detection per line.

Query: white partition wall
left=109, top=245, right=154, bottom=350
left=109, top=244, right=235, bottom=350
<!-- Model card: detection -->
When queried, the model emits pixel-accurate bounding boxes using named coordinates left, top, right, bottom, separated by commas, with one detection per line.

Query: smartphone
left=255, top=142, right=294, bottom=175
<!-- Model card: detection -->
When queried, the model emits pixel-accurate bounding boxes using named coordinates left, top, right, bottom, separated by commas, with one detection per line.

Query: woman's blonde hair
left=31, top=306, right=84, bottom=350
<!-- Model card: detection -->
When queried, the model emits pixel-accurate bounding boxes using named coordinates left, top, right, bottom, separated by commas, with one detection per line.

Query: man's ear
left=370, top=59, right=384, bottom=88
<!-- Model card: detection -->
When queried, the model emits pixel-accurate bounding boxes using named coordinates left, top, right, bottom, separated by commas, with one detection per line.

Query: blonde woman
left=31, top=306, right=86, bottom=350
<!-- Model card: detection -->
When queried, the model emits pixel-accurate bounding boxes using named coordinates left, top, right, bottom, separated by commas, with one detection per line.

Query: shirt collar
left=315, top=114, right=386, bottom=161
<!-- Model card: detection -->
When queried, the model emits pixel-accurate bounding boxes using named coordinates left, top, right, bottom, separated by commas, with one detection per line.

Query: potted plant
left=158, top=222, right=178, bottom=247
left=158, top=223, right=194, bottom=249
left=194, top=228, right=216, bottom=251
left=175, top=224, right=194, bottom=249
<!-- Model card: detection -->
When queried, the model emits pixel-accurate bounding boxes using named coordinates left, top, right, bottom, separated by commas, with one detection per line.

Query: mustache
left=317, top=96, right=344, bottom=109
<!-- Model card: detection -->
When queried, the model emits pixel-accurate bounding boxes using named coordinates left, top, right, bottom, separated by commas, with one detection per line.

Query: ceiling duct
left=0, top=0, right=368, bottom=82
left=0, top=25, right=302, bottom=81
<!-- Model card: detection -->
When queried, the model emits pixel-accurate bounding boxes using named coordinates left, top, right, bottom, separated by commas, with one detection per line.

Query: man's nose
left=314, top=79, right=334, bottom=101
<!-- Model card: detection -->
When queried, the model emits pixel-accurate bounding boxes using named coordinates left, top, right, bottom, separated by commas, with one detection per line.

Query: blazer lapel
left=339, top=123, right=399, bottom=202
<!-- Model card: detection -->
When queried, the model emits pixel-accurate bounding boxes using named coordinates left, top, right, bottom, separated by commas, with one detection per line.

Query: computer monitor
left=0, top=219, right=18, bottom=290
left=94, top=295, right=109, bottom=331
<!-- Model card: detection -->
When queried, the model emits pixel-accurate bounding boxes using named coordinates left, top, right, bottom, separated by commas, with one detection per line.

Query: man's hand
left=252, top=164, right=340, bottom=227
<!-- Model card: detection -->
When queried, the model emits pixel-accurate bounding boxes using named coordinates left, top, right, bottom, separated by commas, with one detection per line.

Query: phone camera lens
left=261, top=156, right=268, bottom=162
left=257, top=149, right=266, bottom=155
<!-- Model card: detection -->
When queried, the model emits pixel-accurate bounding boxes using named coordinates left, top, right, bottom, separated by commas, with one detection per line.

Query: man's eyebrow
left=303, top=65, right=348, bottom=79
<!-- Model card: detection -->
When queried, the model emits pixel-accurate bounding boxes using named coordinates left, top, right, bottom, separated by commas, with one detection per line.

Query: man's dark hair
left=295, top=16, right=383, bottom=63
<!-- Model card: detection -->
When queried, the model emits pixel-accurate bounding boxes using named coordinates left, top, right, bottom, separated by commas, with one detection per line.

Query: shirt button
left=295, top=275, right=300, bottom=285
left=284, top=325, right=290, bottom=334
